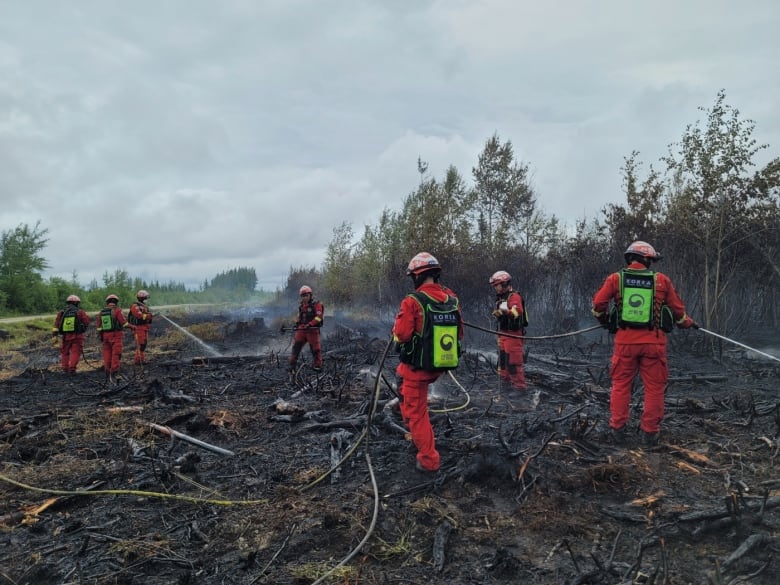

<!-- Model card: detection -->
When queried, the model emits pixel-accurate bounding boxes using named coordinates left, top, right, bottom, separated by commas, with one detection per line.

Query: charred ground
left=1, top=309, right=779, bottom=585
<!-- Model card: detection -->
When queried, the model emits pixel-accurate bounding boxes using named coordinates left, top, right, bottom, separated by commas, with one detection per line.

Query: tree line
left=282, top=91, right=779, bottom=345
left=0, top=223, right=267, bottom=316
left=4, top=91, right=778, bottom=346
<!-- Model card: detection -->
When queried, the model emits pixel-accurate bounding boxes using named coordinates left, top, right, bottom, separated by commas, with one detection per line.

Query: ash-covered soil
left=1, top=309, right=779, bottom=585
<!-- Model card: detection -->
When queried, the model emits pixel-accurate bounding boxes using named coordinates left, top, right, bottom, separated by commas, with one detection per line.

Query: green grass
left=0, top=317, right=53, bottom=348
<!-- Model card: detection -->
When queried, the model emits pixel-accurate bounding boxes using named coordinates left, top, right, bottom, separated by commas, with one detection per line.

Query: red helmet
left=489, top=270, right=511, bottom=286
left=299, top=285, right=312, bottom=296
left=66, top=294, right=81, bottom=303
left=105, top=294, right=119, bottom=303
left=136, top=290, right=149, bottom=300
left=624, top=241, right=661, bottom=261
left=406, top=252, right=440, bottom=276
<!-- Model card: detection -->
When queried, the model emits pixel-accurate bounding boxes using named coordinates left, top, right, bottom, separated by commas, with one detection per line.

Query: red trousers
left=498, top=333, right=526, bottom=390
left=289, top=328, right=322, bottom=368
left=397, top=368, right=441, bottom=471
left=101, top=331, right=124, bottom=374
left=133, top=325, right=150, bottom=364
left=609, top=343, right=668, bottom=433
left=60, top=334, right=85, bottom=373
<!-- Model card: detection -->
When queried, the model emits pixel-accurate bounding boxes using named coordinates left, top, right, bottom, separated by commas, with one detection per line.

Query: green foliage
left=313, top=92, right=777, bottom=338
left=471, top=133, right=538, bottom=256
left=0, top=317, right=52, bottom=350
left=399, top=164, right=473, bottom=262
left=207, top=267, right=258, bottom=295
left=0, top=252, right=270, bottom=317
left=604, top=151, right=666, bottom=247
left=0, top=221, right=51, bottom=314
left=278, top=266, right=322, bottom=303
left=662, top=90, right=779, bottom=333
left=322, top=221, right=354, bottom=305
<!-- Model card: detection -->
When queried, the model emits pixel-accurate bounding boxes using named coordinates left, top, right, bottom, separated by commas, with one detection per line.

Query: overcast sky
left=1, top=1, right=778, bottom=291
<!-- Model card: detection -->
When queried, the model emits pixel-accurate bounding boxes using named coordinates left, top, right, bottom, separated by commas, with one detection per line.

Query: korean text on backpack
left=397, top=292, right=460, bottom=371
left=59, top=305, right=87, bottom=334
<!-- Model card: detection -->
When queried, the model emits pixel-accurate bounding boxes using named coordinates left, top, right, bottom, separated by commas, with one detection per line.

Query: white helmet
left=624, top=241, right=661, bottom=261
left=489, top=270, right=512, bottom=286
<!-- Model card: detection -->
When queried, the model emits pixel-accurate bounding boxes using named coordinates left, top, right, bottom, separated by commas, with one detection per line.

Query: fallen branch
left=518, top=433, right=557, bottom=482
left=147, top=422, right=235, bottom=456
left=677, top=496, right=780, bottom=523
left=721, top=532, right=772, bottom=568
left=432, top=520, right=453, bottom=572
left=293, top=415, right=368, bottom=434
left=191, top=355, right=266, bottom=365
left=668, top=374, right=729, bottom=383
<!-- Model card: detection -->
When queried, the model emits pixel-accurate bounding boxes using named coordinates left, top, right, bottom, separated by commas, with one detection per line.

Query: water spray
left=697, top=327, right=780, bottom=364
left=158, top=314, right=223, bottom=357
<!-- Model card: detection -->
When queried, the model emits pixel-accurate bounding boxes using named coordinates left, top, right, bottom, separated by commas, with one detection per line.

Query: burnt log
left=191, top=355, right=266, bottom=365
left=432, top=520, right=453, bottom=572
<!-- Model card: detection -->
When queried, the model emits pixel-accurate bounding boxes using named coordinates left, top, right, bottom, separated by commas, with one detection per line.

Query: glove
left=596, top=314, right=610, bottom=328
left=677, top=316, right=697, bottom=329
left=143, top=314, right=150, bottom=321
left=492, top=310, right=503, bottom=318
left=51, top=335, right=60, bottom=348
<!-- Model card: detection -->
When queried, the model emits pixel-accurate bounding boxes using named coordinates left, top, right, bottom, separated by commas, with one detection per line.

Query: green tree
left=352, top=207, right=406, bottom=307
left=604, top=151, right=665, bottom=250
left=471, top=134, right=537, bottom=256
left=0, top=221, right=51, bottom=314
left=663, top=90, right=779, bottom=332
left=399, top=164, right=472, bottom=262
left=322, top=221, right=354, bottom=306
left=209, top=267, right=258, bottom=292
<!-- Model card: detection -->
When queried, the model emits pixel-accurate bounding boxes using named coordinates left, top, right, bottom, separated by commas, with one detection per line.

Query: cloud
left=0, top=1, right=777, bottom=291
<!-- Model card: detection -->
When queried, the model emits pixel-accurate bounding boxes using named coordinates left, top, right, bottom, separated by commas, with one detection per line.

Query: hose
left=0, top=473, right=267, bottom=506
left=463, top=320, right=602, bottom=340
left=698, top=327, right=780, bottom=363
left=304, top=335, right=391, bottom=585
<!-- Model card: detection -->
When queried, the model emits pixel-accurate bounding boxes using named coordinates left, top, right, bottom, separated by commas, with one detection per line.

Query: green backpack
left=397, top=292, right=461, bottom=371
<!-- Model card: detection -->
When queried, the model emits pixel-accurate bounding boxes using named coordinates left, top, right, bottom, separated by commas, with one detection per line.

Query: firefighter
left=592, top=241, right=698, bottom=446
left=393, top=252, right=463, bottom=472
left=52, top=294, right=91, bottom=374
left=288, top=285, right=324, bottom=371
left=489, top=270, right=528, bottom=391
left=96, top=294, right=134, bottom=384
left=128, top=289, right=153, bottom=366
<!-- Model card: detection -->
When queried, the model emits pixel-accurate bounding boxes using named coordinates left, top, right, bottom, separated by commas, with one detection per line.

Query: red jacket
left=129, top=301, right=153, bottom=327
left=495, top=289, right=525, bottom=331
left=592, top=261, right=692, bottom=344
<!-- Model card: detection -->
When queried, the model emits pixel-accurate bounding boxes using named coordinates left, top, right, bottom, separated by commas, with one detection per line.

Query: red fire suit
left=97, top=304, right=132, bottom=375
left=128, top=301, right=153, bottom=365
left=393, top=282, right=463, bottom=472
left=592, top=261, right=695, bottom=434
left=53, top=307, right=92, bottom=373
left=289, top=299, right=324, bottom=369
left=494, top=289, right=527, bottom=390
